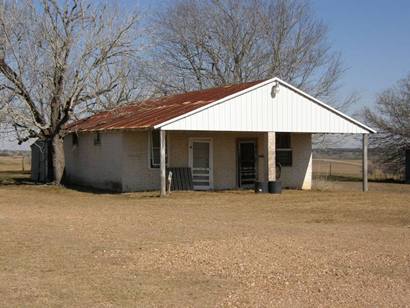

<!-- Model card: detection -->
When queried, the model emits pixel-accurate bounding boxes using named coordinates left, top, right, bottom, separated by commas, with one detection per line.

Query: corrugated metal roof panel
left=67, top=80, right=264, bottom=132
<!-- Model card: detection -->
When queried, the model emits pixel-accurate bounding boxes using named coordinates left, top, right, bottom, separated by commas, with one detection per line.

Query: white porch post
left=264, top=132, right=276, bottom=182
left=160, top=130, right=166, bottom=197
left=362, top=134, right=368, bottom=192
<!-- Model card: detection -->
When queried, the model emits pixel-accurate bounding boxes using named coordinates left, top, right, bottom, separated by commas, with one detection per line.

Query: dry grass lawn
left=0, top=179, right=409, bottom=307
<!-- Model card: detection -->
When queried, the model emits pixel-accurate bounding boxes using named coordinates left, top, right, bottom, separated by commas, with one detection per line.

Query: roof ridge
left=127, top=79, right=267, bottom=106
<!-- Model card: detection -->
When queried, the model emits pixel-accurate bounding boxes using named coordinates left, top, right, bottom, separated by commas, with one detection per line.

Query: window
left=149, top=130, right=168, bottom=168
left=72, top=134, right=79, bottom=146
left=93, top=132, right=101, bottom=145
left=276, top=133, right=292, bottom=166
left=150, top=130, right=161, bottom=168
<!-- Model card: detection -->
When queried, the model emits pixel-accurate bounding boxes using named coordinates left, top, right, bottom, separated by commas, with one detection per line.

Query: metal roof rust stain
left=66, top=80, right=264, bottom=132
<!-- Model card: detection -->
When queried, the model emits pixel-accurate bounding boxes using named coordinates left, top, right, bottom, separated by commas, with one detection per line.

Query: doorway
left=237, top=140, right=257, bottom=188
left=189, top=138, right=213, bottom=190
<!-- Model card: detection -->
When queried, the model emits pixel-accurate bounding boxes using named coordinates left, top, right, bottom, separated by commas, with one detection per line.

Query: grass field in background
left=313, top=158, right=401, bottom=182
left=0, top=155, right=30, bottom=172
left=0, top=156, right=31, bottom=184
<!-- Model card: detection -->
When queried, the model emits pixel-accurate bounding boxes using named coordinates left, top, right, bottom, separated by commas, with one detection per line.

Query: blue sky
left=135, top=0, right=410, bottom=112
left=2, top=0, right=410, bottom=150
left=311, top=0, right=410, bottom=111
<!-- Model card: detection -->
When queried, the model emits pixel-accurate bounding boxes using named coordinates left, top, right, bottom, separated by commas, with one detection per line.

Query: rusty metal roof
left=67, top=80, right=265, bottom=132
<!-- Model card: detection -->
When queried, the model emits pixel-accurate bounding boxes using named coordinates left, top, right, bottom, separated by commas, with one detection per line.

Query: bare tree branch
left=0, top=0, right=144, bottom=183
left=145, top=0, right=345, bottom=108
left=363, top=73, right=410, bottom=176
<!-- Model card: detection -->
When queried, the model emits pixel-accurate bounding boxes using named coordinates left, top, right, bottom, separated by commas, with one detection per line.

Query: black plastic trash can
left=268, top=181, right=282, bottom=194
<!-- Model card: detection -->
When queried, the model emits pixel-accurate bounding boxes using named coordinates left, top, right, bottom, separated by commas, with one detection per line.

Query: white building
left=64, top=77, right=375, bottom=194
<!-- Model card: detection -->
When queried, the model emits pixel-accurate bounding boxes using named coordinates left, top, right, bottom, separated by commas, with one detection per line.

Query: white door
left=189, top=138, right=213, bottom=190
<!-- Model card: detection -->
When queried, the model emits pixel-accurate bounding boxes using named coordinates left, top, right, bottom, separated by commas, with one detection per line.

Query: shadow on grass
left=63, top=183, right=165, bottom=198
left=0, top=174, right=130, bottom=196
left=0, top=171, right=162, bottom=197
left=313, top=174, right=405, bottom=184
left=0, top=171, right=35, bottom=186
left=62, top=182, right=125, bottom=195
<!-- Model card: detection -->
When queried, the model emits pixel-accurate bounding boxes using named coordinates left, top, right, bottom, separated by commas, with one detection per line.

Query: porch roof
left=66, top=80, right=264, bottom=132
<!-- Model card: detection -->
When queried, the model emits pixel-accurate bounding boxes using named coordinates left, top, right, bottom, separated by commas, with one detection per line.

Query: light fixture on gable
left=271, top=81, right=280, bottom=98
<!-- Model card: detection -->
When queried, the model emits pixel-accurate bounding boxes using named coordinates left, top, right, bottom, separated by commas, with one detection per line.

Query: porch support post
left=265, top=132, right=276, bottom=182
left=160, top=130, right=166, bottom=197
left=362, top=134, right=368, bottom=192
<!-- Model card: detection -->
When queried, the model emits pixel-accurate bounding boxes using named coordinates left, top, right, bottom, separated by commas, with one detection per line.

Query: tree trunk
left=51, top=134, right=65, bottom=184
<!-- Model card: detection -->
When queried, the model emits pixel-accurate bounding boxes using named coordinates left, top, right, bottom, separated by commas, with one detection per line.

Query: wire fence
left=313, top=158, right=402, bottom=181
left=313, top=159, right=362, bottom=178
left=0, top=155, right=31, bottom=173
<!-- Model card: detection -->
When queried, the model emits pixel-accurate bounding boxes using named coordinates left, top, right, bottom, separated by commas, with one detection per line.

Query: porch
left=154, top=130, right=313, bottom=194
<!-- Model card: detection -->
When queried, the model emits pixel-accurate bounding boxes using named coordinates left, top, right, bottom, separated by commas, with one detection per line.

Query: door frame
left=237, top=139, right=258, bottom=188
left=188, top=137, right=214, bottom=190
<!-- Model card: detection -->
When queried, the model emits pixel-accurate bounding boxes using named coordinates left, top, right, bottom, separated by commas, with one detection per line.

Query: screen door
left=189, top=139, right=213, bottom=190
left=238, top=141, right=257, bottom=188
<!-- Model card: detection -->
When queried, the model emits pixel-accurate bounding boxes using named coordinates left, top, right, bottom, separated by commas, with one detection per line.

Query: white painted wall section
left=64, top=132, right=123, bottom=191
left=121, top=131, right=160, bottom=192
left=279, top=133, right=312, bottom=189
left=159, top=81, right=370, bottom=134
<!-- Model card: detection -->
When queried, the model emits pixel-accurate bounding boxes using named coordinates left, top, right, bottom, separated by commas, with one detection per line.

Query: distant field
left=313, top=158, right=401, bottom=181
left=0, top=155, right=400, bottom=183
left=0, top=156, right=30, bottom=172
left=313, top=159, right=362, bottom=178
left=0, top=156, right=31, bottom=184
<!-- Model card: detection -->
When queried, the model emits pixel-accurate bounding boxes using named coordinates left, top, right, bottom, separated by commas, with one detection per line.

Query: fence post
left=362, top=134, right=368, bottom=192
left=406, top=149, right=410, bottom=184
left=160, top=130, right=167, bottom=197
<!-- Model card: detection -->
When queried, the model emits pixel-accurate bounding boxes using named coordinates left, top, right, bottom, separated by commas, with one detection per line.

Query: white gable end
left=158, top=79, right=372, bottom=134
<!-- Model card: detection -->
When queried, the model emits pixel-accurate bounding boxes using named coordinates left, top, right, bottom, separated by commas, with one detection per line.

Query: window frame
left=148, top=130, right=170, bottom=169
left=276, top=133, right=292, bottom=167
left=149, top=130, right=161, bottom=169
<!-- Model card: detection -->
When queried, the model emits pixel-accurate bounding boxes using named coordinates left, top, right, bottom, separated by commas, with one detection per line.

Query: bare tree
left=363, top=74, right=410, bottom=175
left=145, top=0, right=343, bottom=103
left=0, top=0, right=143, bottom=184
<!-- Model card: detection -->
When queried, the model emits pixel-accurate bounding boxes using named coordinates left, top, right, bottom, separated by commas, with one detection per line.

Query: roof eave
left=67, top=126, right=152, bottom=133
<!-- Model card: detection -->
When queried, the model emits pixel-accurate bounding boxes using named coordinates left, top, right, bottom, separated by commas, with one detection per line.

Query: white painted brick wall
left=279, top=133, right=312, bottom=189
left=64, top=132, right=123, bottom=191
left=121, top=131, right=160, bottom=192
